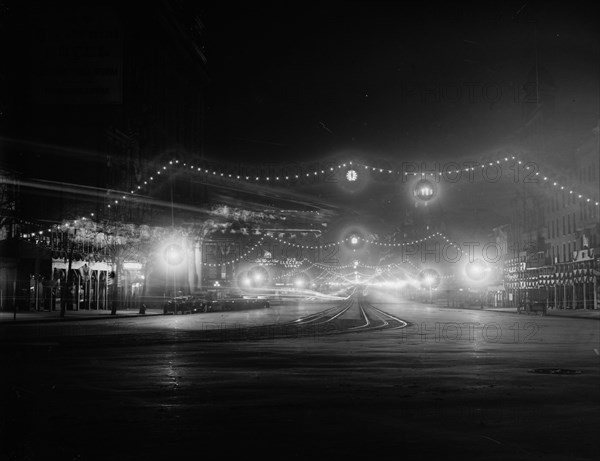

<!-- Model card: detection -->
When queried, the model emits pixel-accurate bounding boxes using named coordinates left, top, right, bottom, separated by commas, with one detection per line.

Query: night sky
left=186, top=1, right=599, bottom=237
left=1, top=1, right=598, bottom=235
left=199, top=1, right=599, bottom=165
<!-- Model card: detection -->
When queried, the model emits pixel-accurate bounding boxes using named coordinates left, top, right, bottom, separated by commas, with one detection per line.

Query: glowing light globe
left=418, top=268, right=440, bottom=288
left=163, top=244, right=184, bottom=266
left=465, top=259, right=488, bottom=281
left=413, top=179, right=436, bottom=202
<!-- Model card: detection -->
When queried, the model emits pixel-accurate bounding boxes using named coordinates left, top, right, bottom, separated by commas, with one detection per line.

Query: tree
left=70, top=219, right=190, bottom=314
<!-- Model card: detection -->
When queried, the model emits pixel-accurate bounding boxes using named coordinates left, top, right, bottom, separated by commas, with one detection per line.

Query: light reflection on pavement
left=1, top=290, right=599, bottom=461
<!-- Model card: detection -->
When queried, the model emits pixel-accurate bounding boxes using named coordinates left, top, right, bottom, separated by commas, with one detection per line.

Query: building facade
left=0, top=1, right=210, bottom=311
left=503, top=128, right=600, bottom=309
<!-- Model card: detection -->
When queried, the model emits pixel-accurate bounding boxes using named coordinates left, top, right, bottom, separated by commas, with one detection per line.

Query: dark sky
left=199, top=1, right=599, bottom=165
left=3, top=1, right=598, bottom=236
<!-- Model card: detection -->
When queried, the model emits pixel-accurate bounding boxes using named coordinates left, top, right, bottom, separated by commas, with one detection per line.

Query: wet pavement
left=1, top=292, right=599, bottom=460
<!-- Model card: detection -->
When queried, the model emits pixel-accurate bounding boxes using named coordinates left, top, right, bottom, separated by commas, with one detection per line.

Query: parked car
left=163, top=295, right=209, bottom=314
left=518, top=300, right=547, bottom=316
left=206, top=298, right=270, bottom=312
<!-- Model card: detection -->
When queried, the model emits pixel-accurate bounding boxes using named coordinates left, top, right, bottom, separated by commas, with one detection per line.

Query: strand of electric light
left=363, top=231, right=445, bottom=248
left=271, top=260, right=315, bottom=281
left=203, top=236, right=266, bottom=267
left=313, top=262, right=358, bottom=270
left=111, top=154, right=598, bottom=213
left=310, top=267, right=335, bottom=283
left=20, top=216, right=96, bottom=242
left=124, top=155, right=516, bottom=200
left=530, top=163, right=599, bottom=207
left=312, top=260, right=415, bottom=272
left=267, top=231, right=454, bottom=250
left=268, top=234, right=340, bottom=250
left=24, top=219, right=461, bottom=267
left=277, top=209, right=320, bottom=214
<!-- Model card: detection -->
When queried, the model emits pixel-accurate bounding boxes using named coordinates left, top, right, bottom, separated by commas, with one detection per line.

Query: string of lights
left=267, top=231, right=461, bottom=250
left=103, top=154, right=599, bottom=213
left=201, top=237, right=266, bottom=267
left=271, top=260, right=316, bottom=282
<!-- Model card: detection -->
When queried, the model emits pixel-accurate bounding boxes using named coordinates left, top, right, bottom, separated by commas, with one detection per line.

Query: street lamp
left=163, top=243, right=185, bottom=299
left=465, top=259, right=489, bottom=282
left=248, top=266, right=269, bottom=288
left=465, top=259, right=490, bottom=308
left=163, top=243, right=184, bottom=266
left=345, top=232, right=364, bottom=251
left=424, top=275, right=434, bottom=302
left=413, top=178, right=437, bottom=205
left=419, top=268, right=440, bottom=303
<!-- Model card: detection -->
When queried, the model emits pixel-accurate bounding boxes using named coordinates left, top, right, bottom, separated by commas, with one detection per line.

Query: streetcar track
left=2, top=295, right=409, bottom=347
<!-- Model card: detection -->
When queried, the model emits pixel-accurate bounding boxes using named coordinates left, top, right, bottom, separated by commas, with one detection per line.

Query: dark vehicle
left=518, top=300, right=547, bottom=316
left=163, top=295, right=209, bottom=314
left=206, top=298, right=270, bottom=312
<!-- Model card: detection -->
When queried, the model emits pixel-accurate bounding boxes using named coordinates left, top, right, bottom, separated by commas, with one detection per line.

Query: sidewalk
left=3, top=303, right=599, bottom=324
left=486, top=306, right=600, bottom=319
left=0, top=308, right=164, bottom=324
left=436, top=303, right=600, bottom=320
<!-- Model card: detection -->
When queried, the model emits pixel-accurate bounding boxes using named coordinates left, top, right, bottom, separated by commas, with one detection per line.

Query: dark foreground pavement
left=1, top=296, right=599, bottom=461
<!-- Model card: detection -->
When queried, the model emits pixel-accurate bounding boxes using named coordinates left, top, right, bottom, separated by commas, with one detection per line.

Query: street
left=1, top=292, right=599, bottom=461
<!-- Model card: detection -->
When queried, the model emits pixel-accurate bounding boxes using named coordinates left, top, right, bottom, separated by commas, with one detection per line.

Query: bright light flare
left=413, top=178, right=437, bottom=203
left=163, top=243, right=184, bottom=266
left=465, top=259, right=489, bottom=281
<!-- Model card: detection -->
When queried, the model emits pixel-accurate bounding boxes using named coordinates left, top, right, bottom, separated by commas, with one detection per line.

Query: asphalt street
left=1, top=291, right=599, bottom=461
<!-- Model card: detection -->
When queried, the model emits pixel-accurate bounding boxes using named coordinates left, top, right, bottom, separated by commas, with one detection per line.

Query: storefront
left=504, top=249, right=599, bottom=310
left=51, top=259, right=112, bottom=310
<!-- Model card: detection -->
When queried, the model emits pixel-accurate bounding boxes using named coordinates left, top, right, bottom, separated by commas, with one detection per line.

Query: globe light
left=465, top=259, right=488, bottom=281
left=248, top=266, right=269, bottom=287
left=413, top=178, right=437, bottom=203
left=163, top=243, right=184, bottom=266
left=350, top=236, right=359, bottom=245
left=346, top=169, right=358, bottom=182
left=418, top=268, right=440, bottom=289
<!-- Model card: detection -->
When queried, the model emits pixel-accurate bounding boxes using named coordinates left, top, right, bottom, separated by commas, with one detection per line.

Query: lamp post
left=465, top=259, right=490, bottom=308
left=419, top=269, right=440, bottom=304
left=163, top=243, right=184, bottom=299
left=425, top=275, right=433, bottom=302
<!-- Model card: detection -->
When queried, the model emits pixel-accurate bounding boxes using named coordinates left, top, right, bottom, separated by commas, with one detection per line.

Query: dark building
left=0, top=1, right=210, bottom=310
left=502, top=63, right=600, bottom=310
left=1, top=0, right=209, bottom=225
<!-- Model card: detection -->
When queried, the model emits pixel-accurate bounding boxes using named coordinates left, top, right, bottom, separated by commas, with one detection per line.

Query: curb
left=418, top=302, right=600, bottom=320
left=0, top=312, right=163, bottom=325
